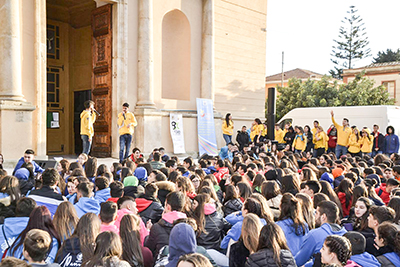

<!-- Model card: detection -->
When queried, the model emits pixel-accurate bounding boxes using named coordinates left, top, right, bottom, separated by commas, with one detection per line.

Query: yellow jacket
left=80, top=110, right=97, bottom=138
left=250, top=124, right=264, bottom=141
left=293, top=134, right=306, bottom=151
left=118, top=112, right=137, bottom=136
left=314, top=131, right=328, bottom=150
left=348, top=133, right=361, bottom=153
left=312, top=127, right=318, bottom=144
left=222, top=120, right=234, bottom=135
left=360, top=135, right=373, bottom=153
left=331, top=117, right=352, bottom=146
left=275, top=129, right=285, bottom=144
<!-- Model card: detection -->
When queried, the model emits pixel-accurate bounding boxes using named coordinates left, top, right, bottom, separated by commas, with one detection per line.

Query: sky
left=265, top=0, right=400, bottom=76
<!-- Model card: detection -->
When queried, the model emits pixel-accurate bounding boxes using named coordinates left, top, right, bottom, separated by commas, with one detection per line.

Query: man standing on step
left=118, top=103, right=137, bottom=163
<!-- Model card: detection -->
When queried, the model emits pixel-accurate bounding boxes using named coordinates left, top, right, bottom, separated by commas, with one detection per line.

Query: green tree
left=330, top=6, right=371, bottom=79
left=273, top=74, right=394, bottom=121
left=373, top=49, right=400, bottom=63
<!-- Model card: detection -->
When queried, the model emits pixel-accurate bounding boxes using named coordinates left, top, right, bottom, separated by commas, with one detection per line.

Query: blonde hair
left=23, top=229, right=52, bottom=262
left=241, top=214, right=262, bottom=253
left=178, top=253, right=213, bottom=267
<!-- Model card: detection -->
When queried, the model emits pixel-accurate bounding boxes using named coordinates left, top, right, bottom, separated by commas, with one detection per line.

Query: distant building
left=265, top=68, right=327, bottom=98
left=343, top=61, right=400, bottom=104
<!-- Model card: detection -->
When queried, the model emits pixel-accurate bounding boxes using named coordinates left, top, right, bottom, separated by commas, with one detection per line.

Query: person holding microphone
left=80, top=100, right=97, bottom=155
left=118, top=103, right=137, bottom=163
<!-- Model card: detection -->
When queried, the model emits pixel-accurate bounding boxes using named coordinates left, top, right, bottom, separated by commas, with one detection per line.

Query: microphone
left=93, top=109, right=101, bottom=116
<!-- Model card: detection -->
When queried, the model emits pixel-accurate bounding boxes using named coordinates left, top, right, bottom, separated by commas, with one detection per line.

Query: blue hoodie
left=294, top=223, right=347, bottom=267
left=225, top=212, right=243, bottom=226
left=0, top=217, right=29, bottom=254
left=6, top=237, right=59, bottom=263
left=351, top=252, right=380, bottom=267
left=276, top=218, right=309, bottom=256
left=13, top=157, right=44, bottom=175
left=221, top=217, right=266, bottom=249
left=166, top=223, right=197, bottom=267
left=219, top=146, right=233, bottom=162
left=67, top=193, right=77, bottom=204
left=74, top=197, right=100, bottom=218
left=385, top=134, right=399, bottom=154
left=382, top=252, right=400, bottom=266
left=94, top=188, right=111, bottom=203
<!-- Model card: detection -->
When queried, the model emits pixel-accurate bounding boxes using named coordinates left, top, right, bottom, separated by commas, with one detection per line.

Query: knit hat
left=134, top=167, right=148, bottom=181
left=123, top=176, right=139, bottom=187
left=14, top=168, right=30, bottom=181
left=320, top=172, right=334, bottom=188
left=332, top=168, right=344, bottom=179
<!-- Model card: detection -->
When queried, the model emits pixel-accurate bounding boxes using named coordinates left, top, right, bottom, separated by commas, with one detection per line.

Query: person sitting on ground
left=56, top=213, right=101, bottom=267
left=28, top=168, right=65, bottom=216
left=108, top=181, right=125, bottom=203
left=320, top=235, right=358, bottom=267
left=245, top=222, right=296, bottom=267
left=375, top=178, right=400, bottom=205
left=222, top=184, right=243, bottom=217
left=136, top=183, right=164, bottom=224
left=366, top=205, right=395, bottom=256
left=150, top=152, right=165, bottom=171
left=145, top=192, right=187, bottom=258
left=13, top=149, right=44, bottom=176
left=73, top=182, right=101, bottom=218
left=294, top=200, right=347, bottom=267
left=0, top=198, right=36, bottom=255
left=177, top=253, right=213, bottom=267
left=343, top=231, right=380, bottom=267
left=93, top=176, right=111, bottom=203
left=375, top=222, right=400, bottom=266
left=66, top=177, right=77, bottom=204
left=22, top=229, right=61, bottom=267
left=0, top=257, right=31, bottom=267
left=301, top=180, right=321, bottom=200
left=99, top=201, right=119, bottom=234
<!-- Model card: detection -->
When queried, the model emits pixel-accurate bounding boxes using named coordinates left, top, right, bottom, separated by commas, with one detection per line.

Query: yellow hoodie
left=222, top=120, right=234, bottom=135
left=250, top=124, right=264, bottom=141
left=360, top=129, right=373, bottom=153
left=314, top=131, right=328, bottom=150
left=80, top=110, right=96, bottom=138
left=275, top=129, right=285, bottom=144
left=348, top=132, right=361, bottom=154
left=118, top=112, right=137, bottom=135
left=331, top=116, right=352, bottom=146
left=293, top=134, right=306, bottom=151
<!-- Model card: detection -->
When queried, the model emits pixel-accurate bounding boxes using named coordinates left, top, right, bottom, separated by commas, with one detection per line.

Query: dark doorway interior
left=74, top=90, right=92, bottom=155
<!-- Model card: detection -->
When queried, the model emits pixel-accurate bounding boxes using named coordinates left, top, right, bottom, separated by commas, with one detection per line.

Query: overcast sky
left=265, top=0, right=400, bottom=76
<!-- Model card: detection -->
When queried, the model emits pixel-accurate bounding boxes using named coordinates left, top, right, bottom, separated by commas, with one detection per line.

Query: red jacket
left=338, top=192, right=352, bottom=217
left=214, top=167, right=229, bottom=183
left=375, top=183, right=390, bottom=205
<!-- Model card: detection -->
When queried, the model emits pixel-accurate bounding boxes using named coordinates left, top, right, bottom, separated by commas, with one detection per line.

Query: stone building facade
left=0, top=0, right=267, bottom=161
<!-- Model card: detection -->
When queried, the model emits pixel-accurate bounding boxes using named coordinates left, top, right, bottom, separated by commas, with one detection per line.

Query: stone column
left=136, top=0, right=156, bottom=109
left=0, top=0, right=24, bottom=101
left=201, top=0, right=214, bottom=101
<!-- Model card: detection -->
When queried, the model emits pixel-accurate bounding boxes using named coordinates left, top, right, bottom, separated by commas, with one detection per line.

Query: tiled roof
left=266, top=68, right=323, bottom=82
left=364, top=61, right=400, bottom=68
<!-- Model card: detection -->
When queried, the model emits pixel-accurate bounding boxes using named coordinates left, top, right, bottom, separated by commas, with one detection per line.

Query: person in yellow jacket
left=275, top=124, right=285, bottom=144
left=292, top=126, right=306, bottom=153
left=359, top=128, right=373, bottom=156
left=222, top=113, right=234, bottom=145
left=250, top=118, right=264, bottom=143
left=348, top=126, right=361, bottom=157
left=330, top=110, right=352, bottom=158
left=117, top=103, right=137, bottom=162
left=80, top=100, right=97, bottom=155
left=313, top=126, right=328, bottom=157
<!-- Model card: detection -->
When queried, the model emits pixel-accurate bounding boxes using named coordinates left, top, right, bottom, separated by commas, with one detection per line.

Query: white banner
left=170, top=113, right=186, bottom=154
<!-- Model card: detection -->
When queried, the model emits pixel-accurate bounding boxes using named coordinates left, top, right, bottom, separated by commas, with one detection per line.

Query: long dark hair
left=10, top=206, right=61, bottom=256
left=225, top=113, right=231, bottom=127
left=278, top=193, right=307, bottom=235
left=224, top=184, right=239, bottom=204
left=296, top=193, right=315, bottom=229
left=83, top=231, right=123, bottom=267
left=85, top=157, right=98, bottom=178
left=336, top=178, right=353, bottom=209
left=57, top=213, right=101, bottom=262
left=193, top=193, right=210, bottom=236
left=388, top=197, right=400, bottom=224
left=320, top=180, right=343, bottom=217
left=281, top=174, right=300, bottom=195
left=261, top=181, right=280, bottom=200
left=257, top=223, right=289, bottom=267
left=237, top=182, right=252, bottom=201
left=119, top=214, right=144, bottom=267
left=354, top=197, right=373, bottom=231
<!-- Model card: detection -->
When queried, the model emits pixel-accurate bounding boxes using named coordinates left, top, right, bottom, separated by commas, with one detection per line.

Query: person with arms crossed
left=117, top=103, right=137, bottom=163
left=80, top=100, right=96, bottom=155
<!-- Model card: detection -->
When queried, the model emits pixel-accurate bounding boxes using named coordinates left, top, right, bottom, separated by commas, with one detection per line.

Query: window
left=382, top=81, right=395, bottom=99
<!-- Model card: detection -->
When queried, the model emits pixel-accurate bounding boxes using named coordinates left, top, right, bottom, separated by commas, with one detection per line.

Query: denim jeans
left=335, top=145, right=348, bottom=158
left=223, top=134, right=232, bottom=145
left=119, top=134, right=132, bottom=162
left=371, top=150, right=383, bottom=157
left=81, top=135, right=92, bottom=155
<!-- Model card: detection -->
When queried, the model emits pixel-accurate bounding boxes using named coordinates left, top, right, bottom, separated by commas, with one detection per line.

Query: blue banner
left=196, top=98, right=218, bottom=155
